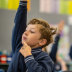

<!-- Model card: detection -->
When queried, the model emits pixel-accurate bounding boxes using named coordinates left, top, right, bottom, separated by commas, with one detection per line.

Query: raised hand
left=57, top=20, right=64, bottom=34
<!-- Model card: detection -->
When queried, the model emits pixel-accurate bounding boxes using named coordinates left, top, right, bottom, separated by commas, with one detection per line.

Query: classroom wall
left=0, top=0, right=72, bottom=53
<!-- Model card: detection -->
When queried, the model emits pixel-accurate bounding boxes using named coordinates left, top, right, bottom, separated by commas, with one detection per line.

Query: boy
left=7, top=0, right=56, bottom=72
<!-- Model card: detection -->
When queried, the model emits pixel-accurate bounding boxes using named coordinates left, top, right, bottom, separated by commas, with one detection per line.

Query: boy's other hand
left=19, top=42, right=32, bottom=57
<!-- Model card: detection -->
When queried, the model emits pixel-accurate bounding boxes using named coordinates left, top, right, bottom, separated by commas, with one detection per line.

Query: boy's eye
left=30, top=30, right=35, bottom=33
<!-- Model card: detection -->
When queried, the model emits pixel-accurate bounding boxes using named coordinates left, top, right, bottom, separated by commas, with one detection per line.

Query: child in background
left=7, top=0, right=56, bottom=72
left=49, top=20, right=67, bottom=71
left=43, top=20, right=68, bottom=71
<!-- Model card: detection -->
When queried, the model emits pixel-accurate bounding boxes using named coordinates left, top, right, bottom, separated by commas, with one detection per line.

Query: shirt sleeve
left=12, top=1, right=27, bottom=54
left=49, top=34, right=60, bottom=62
left=24, top=55, right=54, bottom=72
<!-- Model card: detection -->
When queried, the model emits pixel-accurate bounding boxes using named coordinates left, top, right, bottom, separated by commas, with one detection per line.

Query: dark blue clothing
left=50, top=34, right=62, bottom=71
left=69, top=45, right=72, bottom=59
left=50, top=34, right=60, bottom=62
left=7, top=1, right=54, bottom=72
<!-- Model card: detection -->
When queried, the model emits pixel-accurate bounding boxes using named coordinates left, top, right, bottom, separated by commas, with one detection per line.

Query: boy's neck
left=32, top=46, right=43, bottom=50
left=31, top=46, right=41, bottom=49
left=31, top=45, right=43, bottom=50
left=31, top=45, right=41, bottom=49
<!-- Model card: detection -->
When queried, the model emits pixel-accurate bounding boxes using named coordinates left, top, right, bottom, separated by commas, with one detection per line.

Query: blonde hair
left=28, top=18, right=57, bottom=47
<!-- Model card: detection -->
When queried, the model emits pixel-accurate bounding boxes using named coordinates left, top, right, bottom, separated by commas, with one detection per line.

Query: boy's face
left=22, top=24, right=43, bottom=48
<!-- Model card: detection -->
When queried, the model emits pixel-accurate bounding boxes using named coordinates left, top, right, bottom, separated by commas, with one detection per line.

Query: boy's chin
left=21, top=40, right=25, bottom=45
left=22, top=40, right=27, bottom=45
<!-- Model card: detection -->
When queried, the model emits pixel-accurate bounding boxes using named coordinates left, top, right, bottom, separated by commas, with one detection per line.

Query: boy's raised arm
left=12, top=0, right=27, bottom=54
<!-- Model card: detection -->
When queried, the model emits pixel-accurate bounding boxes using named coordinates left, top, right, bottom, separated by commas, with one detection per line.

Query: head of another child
left=22, top=18, right=56, bottom=49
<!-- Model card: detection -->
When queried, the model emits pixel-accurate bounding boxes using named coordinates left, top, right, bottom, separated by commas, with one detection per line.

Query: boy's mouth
left=23, top=37, right=27, bottom=40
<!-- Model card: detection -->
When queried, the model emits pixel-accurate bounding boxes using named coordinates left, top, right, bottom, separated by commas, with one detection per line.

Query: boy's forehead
left=27, top=24, right=40, bottom=29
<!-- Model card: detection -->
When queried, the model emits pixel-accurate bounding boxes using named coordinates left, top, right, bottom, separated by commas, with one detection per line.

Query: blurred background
left=0, top=0, right=72, bottom=72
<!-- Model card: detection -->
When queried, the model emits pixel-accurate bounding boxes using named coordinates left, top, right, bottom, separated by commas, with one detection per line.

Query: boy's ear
left=39, top=39, right=47, bottom=46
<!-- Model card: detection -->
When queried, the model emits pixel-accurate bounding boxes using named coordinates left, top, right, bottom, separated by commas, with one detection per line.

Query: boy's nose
left=24, top=31, right=29, bottom=36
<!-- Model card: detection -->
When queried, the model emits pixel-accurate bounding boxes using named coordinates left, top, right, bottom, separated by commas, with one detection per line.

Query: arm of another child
left=49, top=20, right=64, bottom=62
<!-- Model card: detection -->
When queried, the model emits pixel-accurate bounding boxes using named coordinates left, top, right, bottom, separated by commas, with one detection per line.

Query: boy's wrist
left=19, top=1, right=27, bottom=6
left=20, top=0, right=27, bottom=1
left=24, top=53, right=32, bottom=58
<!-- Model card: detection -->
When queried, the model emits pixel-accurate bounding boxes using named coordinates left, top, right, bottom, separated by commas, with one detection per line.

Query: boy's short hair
left=28, top=18, right=57, bottom=47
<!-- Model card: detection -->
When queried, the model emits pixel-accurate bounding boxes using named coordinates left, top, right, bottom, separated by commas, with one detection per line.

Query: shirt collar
left=31, top=46, right=43, bottom=54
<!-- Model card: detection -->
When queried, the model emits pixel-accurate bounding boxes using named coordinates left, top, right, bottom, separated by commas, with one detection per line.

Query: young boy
left=7, top=0, right=56, bottom=72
